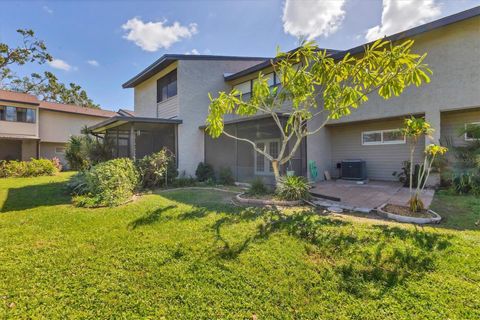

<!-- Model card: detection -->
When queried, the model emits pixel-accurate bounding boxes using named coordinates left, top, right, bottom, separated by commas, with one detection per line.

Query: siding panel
left=329, top=118, right=424, bottom=181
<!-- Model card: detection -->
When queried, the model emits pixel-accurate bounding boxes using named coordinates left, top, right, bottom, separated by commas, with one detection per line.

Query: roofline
left=225, top=6, right=480, bottom=81
left=39, top=106, right=113, bottom=118
left=122, top=54, right=270, bottom=88
left=331, top=5, right=480, bottom=60
left=224, top=48, right=340, bottom=81
left=0, top=98, right=40, bottom=106
left=87, top=116, right=183, bottom=133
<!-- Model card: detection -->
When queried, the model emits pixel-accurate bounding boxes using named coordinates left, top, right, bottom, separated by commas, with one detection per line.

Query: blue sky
left=0, top=0, right=478, bottom=111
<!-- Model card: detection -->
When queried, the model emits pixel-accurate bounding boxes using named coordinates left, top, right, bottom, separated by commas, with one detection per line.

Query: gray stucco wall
left=441, top=108, right=480, bottom=147
left=176, top=59, right=265, bottom=176
left=307, top=16, right=480, bottom=181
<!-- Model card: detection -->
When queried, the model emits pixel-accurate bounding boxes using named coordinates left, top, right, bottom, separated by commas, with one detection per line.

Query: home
left=89, top=7, right=480, bottom=183
left=0, top=90, right=119, bottom=165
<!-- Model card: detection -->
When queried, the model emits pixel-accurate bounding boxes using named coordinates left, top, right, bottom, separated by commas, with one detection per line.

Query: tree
left=206, top=40, right=433, bottom=182
left=402, top=116, right=433, bottom=196
left=0, top=29, right=99, bottom=108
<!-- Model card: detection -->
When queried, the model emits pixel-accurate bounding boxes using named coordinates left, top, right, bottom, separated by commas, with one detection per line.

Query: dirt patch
left=383, top=204, right=435, bottom=218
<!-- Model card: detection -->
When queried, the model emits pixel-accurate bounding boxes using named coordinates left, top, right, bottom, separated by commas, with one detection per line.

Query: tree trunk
left=272, top=160, right=281, bottom=183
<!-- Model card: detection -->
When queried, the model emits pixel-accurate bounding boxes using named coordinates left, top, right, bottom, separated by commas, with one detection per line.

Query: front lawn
left=0, top=173, right=479, bottom=319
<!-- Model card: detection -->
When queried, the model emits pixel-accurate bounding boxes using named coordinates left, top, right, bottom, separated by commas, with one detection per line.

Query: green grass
left=0, top=173, right=479, bottom=319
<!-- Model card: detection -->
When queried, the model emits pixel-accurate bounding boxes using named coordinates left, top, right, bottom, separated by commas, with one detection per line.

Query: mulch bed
left=383, top=204, right=435, bottom=218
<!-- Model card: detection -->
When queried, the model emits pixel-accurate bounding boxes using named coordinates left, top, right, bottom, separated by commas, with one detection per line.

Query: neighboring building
left=90, top=7, right=480, bottom=183
left=0, top=90, right=117, bottom=164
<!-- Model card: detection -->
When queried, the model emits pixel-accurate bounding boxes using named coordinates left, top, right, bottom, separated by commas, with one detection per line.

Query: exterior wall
left=134, top=62, right=178, bottom=118
left=441, top=107, right=480, bottom=147
left=0, top=102, right=39, bottom=139
left=0, top=139, right=22, bottom=160
left=40, top=142, right=66, bottom=163
left=308, top=16, right=480, bottom=181
left=328, top=118, right=425, bottom=181
left=328, top=17, right=480, bottom=124
left=39, top=109, right=109, bottom=143
left=176, top=59, right=266, bottom=175
left=21, top=140, right=38, bottom=161
left=157, top=95, right=179, bottom=118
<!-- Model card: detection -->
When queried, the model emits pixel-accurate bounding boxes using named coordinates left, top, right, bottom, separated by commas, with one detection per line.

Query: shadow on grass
left=128, top=205, right=177, bottom=230
left=1, top=182, right=70, bottom=213
left=205, top=206, right=452, bottom=298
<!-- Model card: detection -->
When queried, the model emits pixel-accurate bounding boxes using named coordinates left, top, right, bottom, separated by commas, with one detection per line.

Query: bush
left=195, top=162, right=215, bottom=182
left=136, top=149, right=178, bottom=189
left=275, top=176, right=310, bottom=201
left=248, top=178, right=269, bottom=196
left=69, top=158, right=138, bottom=207
left=172, top=176, right=197, bottom=188
left=451, top=172, right=480, bottom=196
left=218, top=167, right=235, bottom=185
left=0, top=158, right=58, bottom=178
left=65, top=134, right=113, bottom=170
left=392, top=161, right=426, bottom=188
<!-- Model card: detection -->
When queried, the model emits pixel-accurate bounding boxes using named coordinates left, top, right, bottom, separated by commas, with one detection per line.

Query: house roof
left=225, top=6, right=480, bottom=81
left=117, top=108, right=135, bottom=117
left=122, top=54, right=269, bottom=88
left=39, top=101, right=117, bottom=118
left=0, top=89, right=117, bottom=118
left=0, top=89, right=40, bottom=105
left=223, top=48, right=340, bottom=81
left=87, top=116, right=182, bottom=134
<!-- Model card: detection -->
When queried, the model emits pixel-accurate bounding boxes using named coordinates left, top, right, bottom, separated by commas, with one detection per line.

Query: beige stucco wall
left=40, top=142, right=66, bottom=163
left=21, top=140, right=38, bottom=161
left=39, top=109, right=109, bottom=143
left=328, top=118, right=425, bottom=181
left=0, top=101, right=39, bottom=139
left=134, top=62, right=178, bottom=118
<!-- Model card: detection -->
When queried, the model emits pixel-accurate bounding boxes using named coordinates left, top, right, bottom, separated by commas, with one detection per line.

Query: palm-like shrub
left=65, top=134, right=113, bottom=170
left=248, top=178, right=269, bottom=196
left=275, top=176, right=310, bottom=201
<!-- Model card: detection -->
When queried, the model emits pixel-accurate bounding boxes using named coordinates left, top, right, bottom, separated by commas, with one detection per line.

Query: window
left=232, top=72, right=280, bottom=96
left=157, top=70, right=177, bottom=102
left=0, top=105, right=36, bottom=123
left=6, top=106, right=16, bottom=121
left=465, top=122, right=480, bottom=141
left=362, top=129, right=405, bottom=145
left=254, top=139, right=280, bottom=175
left=233, top=81, right=251, bottom=95
left=55, top=147, right=66, bottom=154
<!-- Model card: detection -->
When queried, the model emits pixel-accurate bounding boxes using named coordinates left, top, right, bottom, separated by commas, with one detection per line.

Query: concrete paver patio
left=310, top=179, right=435, bottom=212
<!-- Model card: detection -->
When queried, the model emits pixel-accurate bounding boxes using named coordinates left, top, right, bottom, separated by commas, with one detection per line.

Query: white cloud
left=366, top=0, right=441, bottom=41
left=185, top=49, right=200, bottom=55
left=122, top=17, right=198, bottom=52
left=47, top=59, right=73, bottom=71
left=43, top=5, right=53, bottom=14
left=87, top=60, right=99, bottom=67
left=282, top=0, right=346, bottom=40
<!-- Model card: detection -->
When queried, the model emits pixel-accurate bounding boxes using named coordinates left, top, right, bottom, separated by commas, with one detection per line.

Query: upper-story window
left=0, top=105, right=36, bottom=123
left=157, top=70, right=177, bottom=103
left=233, top=72, right=279, bottom=96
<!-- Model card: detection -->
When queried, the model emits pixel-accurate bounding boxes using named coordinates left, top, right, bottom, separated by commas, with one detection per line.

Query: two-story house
left=0, top=90, right=118, bottom=164
left=89, top=7, right=480, bottom=183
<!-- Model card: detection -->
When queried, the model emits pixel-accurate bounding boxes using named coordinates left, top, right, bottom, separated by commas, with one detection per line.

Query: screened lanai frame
left=203, top=115, right=307, bottom=184
left=87, top=116, right=182, bottom=163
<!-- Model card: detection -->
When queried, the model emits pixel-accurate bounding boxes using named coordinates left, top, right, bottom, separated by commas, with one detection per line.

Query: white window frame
left=361, top=129, right=406, bottom=146
left=55, top=147, right=66, bottom=154
left=254, top=139, right=280, bottom=175
left=465, top=122, right=480, bottom=141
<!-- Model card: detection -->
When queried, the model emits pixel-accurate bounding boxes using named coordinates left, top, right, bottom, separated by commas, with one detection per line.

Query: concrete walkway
left=310, top=179, right=435, bottom=213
